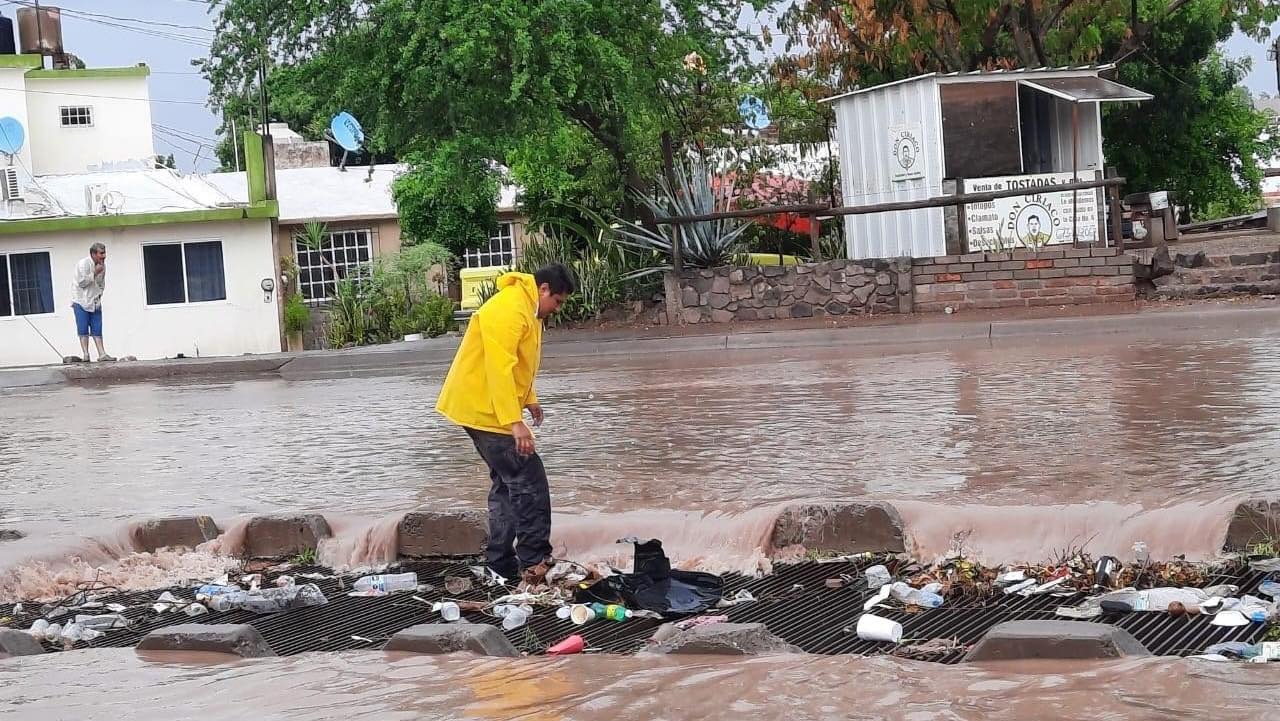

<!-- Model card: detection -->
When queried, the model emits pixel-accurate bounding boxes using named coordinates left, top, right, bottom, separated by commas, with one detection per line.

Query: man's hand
left=526, top=403, right=544, bottom=427
left=94, top=263, right=105, bottom=275
left=512, top=422, right=536, bottom=456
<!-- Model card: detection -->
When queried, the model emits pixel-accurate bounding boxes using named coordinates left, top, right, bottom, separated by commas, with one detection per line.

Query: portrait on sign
left=888, top=123, right=924, bottom=182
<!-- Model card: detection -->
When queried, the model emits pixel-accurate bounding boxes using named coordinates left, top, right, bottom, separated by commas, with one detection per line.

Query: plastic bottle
left=207, top=584, right=328, bottom=613
left=914, top=591, right=945, bottom=608
left=352, top=572, right=417, bottom=594
left=1133, top=541, right=1150, bottom=565
left=75, top=614, right=128, bottom=631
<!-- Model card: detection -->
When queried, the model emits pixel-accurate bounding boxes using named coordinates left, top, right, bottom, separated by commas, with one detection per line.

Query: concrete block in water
left=383, top=624, right=518, bottom=657
left=136, top=624, right=275, bottom=658
left=130, top=516, right=220, bottom=552
left=243, top=514, right=332, bottom=559
left=650, top=623, right=801, bottom=656
left=1223, top=500, right=1280, bottom=550
left=0, top=629, right=46, bottom=658
left=397, top=510, right=487, bottom=558
left=770, top=502, right=906, bottom=554
left=963, top=621, right=1149, bottom=662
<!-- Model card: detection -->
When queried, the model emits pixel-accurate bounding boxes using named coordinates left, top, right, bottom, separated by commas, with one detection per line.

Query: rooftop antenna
left=326, top=111, right=365, bottom=172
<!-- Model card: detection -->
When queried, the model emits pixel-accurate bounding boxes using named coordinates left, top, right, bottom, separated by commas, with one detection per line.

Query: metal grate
left=1, top=559, right=1268, bottom=663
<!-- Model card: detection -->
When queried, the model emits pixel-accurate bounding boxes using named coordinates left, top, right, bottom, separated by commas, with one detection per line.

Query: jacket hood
left=497, top=272, right=538, bottom=305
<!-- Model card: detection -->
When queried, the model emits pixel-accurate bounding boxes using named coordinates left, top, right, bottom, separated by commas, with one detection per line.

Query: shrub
left=283, top=293, right=310, bottom=334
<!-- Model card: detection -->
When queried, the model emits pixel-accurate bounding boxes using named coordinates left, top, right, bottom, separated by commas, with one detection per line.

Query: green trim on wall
left=0, top=55, right=43, bottom=69
left=244, top=131, right=266, bottom=204
left=26, top=65, right=151, bottom=79
left=0, top=205, right=277, bottom=236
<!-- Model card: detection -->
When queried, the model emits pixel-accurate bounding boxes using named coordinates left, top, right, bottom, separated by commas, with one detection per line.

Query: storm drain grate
left=0, top=559, right=1268, bottom=663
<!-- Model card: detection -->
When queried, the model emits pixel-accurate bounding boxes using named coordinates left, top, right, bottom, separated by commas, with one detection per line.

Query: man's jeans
left=464, top=427, right=553, bottom=580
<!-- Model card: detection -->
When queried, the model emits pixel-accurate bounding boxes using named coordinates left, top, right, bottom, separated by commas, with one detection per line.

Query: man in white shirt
left=71, top=242, right=114, bottom=362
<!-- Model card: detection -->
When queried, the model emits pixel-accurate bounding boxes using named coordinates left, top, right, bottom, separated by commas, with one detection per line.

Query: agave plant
left=610, top=157, right=751, bottom=272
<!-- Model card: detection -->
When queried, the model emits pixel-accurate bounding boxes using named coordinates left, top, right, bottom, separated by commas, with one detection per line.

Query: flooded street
left=3, top=325, right=1280, bottom=565
left=4, top=322, right=1280, bottom=717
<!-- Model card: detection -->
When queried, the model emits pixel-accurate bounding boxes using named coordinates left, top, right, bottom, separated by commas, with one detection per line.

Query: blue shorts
left=73, top=303, right=103, bottom=337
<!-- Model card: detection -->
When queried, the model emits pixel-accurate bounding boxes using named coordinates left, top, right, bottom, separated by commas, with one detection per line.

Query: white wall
left=0, top=219, right=281, bottom=368
left=24, top=75, right=155, bottom=175
left=834, top=78, right=948, bottom=260
left=0, top=67, right=35, bottom=174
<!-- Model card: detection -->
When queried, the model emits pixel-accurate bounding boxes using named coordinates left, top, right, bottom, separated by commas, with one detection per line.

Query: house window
left=464, top=223, right=515, bottom=268
left=143, top=241, right=226, bottom=305
left=295, top=228, right=373, bottom=301
left=59, top=106, right=93, bottom=128
left=0, top=251, right=54, bottom=317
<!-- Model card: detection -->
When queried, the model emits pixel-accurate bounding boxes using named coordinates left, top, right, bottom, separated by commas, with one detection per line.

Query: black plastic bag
left=575, top=538, right=724, bottom=617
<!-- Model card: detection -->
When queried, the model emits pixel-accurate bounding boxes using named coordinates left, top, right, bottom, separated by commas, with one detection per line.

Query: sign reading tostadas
left=962, top=172, right=1099, bottom=249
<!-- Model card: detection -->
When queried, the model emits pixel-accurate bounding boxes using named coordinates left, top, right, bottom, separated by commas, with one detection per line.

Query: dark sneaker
left=98, top=354, right=117, bottom=362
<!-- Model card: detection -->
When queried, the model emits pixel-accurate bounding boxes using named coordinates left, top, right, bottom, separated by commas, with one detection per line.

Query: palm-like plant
left=610, top=157, right=750, bottom=271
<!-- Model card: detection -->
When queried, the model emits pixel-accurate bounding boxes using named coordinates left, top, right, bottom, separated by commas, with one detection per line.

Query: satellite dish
left=329, top=112, right=364, bottom=153
left=738, top=96, right=770, bottom=131
left=0, top=117, right=25, bottom=156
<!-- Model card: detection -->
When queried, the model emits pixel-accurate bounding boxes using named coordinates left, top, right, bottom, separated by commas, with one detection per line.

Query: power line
left=154, top=122, right=219, bottom=145
left=20, top=87, right=208, bottom=106
left=7, top=1, right=212, bottom=46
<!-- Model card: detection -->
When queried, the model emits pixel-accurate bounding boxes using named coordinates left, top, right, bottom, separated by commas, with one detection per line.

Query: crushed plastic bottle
left=195, top=584, right=242, bottom=602
left=206, top=583, right=328, bottom=614
left=889, top=582, right=943, bottom=608
left=352, top=573, right=417, bottom=594
left=75, top=614, right=129, bottom=631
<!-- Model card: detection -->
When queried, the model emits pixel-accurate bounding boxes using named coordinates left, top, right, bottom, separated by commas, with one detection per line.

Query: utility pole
left=231, top=117, right=241, bottom=172
left=1271, top=38, right=1280, bottom=96
left=258, top=1, right=276, bottom=200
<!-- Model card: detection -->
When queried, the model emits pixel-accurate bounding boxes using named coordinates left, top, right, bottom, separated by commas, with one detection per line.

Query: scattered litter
left=1003, top=579, right=1037, bottom=595
left=545, top=562, right=588, bottom=586
left=555, top=606, right=573, bottom=621
left=717, top=590, right=757, bottom=608
left=353, top=573, right=417, bottom=594
left=674, top=615, right=728, bottom=632
left=864, top=585, right=892, bottom=611
left=576, top=539, right=723, bottom=617
left=825, top=578, right=846, bottom=589
left=195, top=584, right=242, bottom=602
left=1056, top=604, right=1103, bottom=620
left=184, top=603, right=209, bottom=617
left=997, top=571, right=1026, bottom=585
left=350, top=635, right=376, bottom=644
left=499, top=604, right=532, bottom=630
left=856, top=614, right=902, bottom=643
left=205, top=584, right=327, bottom=614
left=27, top=619, right=49, bottom=638
left=547, top=634, right=585, bottom=655
left=432, top=601, right=461, bottom=622
left=890, top=637, right=966, bottom=659
left=630, top=609, right=663, bottom=620
left=444, top=576, right=474, bottom=595
left=105, top=604, right=127, bottom=613
left=1258, top=580, right=1280, bottom=599
left=346, top=589, right=388, bottom=598
left=11, top=603, right=22, bottom=615
left=75, top=614, right=129, bottom=631
left=1211, top=610, right=1251, bottom=627
left=275, top=575, right=296, bottom=588
left=296, top=572, right=335, bottom=581
left=864, top=565, right=892, bottom=588
left=240, top=574, right=264, bottom=591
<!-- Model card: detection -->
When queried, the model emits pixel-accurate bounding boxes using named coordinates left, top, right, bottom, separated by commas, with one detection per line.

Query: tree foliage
left=199, top=0, right=770, bottom=247
left=778, top=0, right=1280, bottom=218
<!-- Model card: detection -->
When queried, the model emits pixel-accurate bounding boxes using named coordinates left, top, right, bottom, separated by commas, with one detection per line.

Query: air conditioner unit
left=84, top=183, right=108, bottom=215
left=1, top=167, right=20, bottom=202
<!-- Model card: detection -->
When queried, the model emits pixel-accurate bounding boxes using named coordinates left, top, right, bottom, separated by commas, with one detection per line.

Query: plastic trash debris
left=196, top=584, right=242, bottom=602
left=1205, top=641, right=1260, bottom=659
left=206, top=584, right=328, bottom=613
left=347, top=589, right=388, bottom=598
left=152, top=591, right=182, bottom=614
left=856, top=614, right=903, bottom=643
left=864, top=584, right=892, bottom=612
left=1093, top=556, right=1121, bottom=588
left=75, top=614, right=129, bottom=630
left=1056, top=604, right=1103, bottom=620
left=997, top=571, right=1026, bottom=585
left=275, top=575, right=296, bottom=588
left=630, top=610, right=664, bottom=620
left=184, top=603, right=209, bottom=617
left=44, top=623, right=62, bottom=642
left=716, top=589, right=757, bottom=608
left=296, top=572, right=334, bottom=581
left=353, top=573, right=417, bottom=594
left=241, top=574, right=264, bottom=591
left=1132, top=541, right=1150, bottom=565
left=432, top=601, right=461, bottom=622
left=570, top=604, right=596, bottom=625
left=546, top=562, right=588, bottom=586
left=12, top=603, right=22, bottom=614
left=864, top=565, right=892, bottom=589
left=1020, top=577, right=1069, bottom=597
left=555, top=606, right=573, bottom=621
left=890, top=582, right=943, bottom=608
left=1250, top=558, right=1280, bottom=572
left=825, top=578, right=846, bottom=589
left=28, top=619, right=49, bottom=638
left=350, top=635, right=375, bottom=644
left=1211, top=610, right=1250, bottom=627
left=105, top=604, right=127, bottom=613
left=599, top=604, right=631, bottom=622
left=59, top=623, right=85, bottom=646
left=1003, top=579, right=1037, bottom=595
left=547, top=634, right=585, bottom=655
left=1258, top=580, right=1280, bottom=599
left=501, top=605, right=532, bottom=630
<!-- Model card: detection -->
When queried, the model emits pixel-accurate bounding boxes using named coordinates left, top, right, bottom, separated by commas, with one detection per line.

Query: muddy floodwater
left=4, top=321, right=1280, bottom=717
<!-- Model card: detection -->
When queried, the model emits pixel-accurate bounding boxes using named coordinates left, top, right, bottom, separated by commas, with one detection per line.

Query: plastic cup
left=502, top=606, right=530, bottom=630
left=856, top=613, right=903, bottom=643
left=556, top=606, right=573, bottom=621
left=434, top=601, right=461, bottom=622
left=547, top=634, right=585, bottom=655
left=603, top=605, right=629, bottom=622
left=570, top=604, right=596, bottom=625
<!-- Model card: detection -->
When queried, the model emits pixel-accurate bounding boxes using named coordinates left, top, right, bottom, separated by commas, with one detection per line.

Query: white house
left=0, top=53, right=280, bottom=368
left=822, top=66, right=1150, bottom=259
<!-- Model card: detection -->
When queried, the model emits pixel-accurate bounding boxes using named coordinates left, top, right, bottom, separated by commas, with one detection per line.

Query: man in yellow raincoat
left=436, top=264, right=575, bottom=581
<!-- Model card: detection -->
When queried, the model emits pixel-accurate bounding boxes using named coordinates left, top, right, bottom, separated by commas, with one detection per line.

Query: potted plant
left=283, top=293, right=310, bottom=352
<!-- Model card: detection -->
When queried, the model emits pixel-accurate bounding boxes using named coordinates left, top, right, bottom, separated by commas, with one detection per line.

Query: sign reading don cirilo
left=961, top=172, right=1099, bottom=249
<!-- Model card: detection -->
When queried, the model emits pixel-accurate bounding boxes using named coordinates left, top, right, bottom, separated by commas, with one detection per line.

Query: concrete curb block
left=243, top=514, right=332, bottom=559
left=648, top=622, right=802, bottom=655
left=136, top=624, right=276, bottom=658
left=963, top=620, right=1150, bottom=662
left=0, top=629, right=46, bottom=658
left=129, top=516, right=221, bottom=552
left=1223, top=499, right=1280, bottom=551
left=383, top=623, right=519, bottom=657
left=60, top=356, right=290, bottom=383
left=771, top=502, right=907, bottom=554
left=397, top=511, right=487, bottom=558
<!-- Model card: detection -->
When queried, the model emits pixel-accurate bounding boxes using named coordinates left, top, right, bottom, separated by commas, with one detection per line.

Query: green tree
left=199, top=0, right=768, bottom=246
left=778, top=0, right=1280, bottom=218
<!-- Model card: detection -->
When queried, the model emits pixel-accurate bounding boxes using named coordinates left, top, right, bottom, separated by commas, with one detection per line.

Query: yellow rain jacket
left=436, top=272, right=542, bottom=434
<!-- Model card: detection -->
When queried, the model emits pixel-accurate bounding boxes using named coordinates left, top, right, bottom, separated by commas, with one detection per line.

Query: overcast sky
left=2, top=1, right=1278, bottom=174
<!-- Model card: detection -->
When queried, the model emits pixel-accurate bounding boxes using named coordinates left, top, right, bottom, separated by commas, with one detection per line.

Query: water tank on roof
left=16, top=6, right=63, bottom=56
left=0, top=13, right=16, bottom=55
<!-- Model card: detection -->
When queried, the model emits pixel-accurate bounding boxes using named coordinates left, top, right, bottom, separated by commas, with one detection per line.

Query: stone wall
left=676, top=259, right=910, bottom=324
left=912, top=248, right=1135, bottom=312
